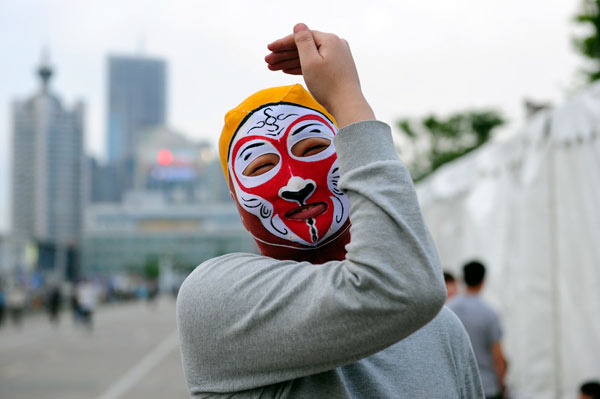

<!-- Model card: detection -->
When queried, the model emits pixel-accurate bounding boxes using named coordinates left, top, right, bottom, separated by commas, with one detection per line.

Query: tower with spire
left=11, top=52, right=85, bottom=278
left=37, top=51, right=53, bottom=92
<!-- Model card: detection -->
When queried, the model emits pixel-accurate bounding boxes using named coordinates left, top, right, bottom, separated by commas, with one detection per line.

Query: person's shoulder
left=416, top=306, right=468, bottom=342
left=180, top=253, right=263, bottom=291
left=446, top=295, right=460, bottom=307
left=436, top=305, right=467, bottom=334
left=202, top=252, right=263, bottom=266
left=446, top=294, right=468, bottom=311
left=197, top=252, right=265, bottom=271
left=409, top=307, right=473, bottom=362
left=176, top=253, right=266, bottom=326
left=434, top=307, right=477, bottom=359
left=436, top=308, right=486, bottom=396
left=177, top=252, right=307, bottom=306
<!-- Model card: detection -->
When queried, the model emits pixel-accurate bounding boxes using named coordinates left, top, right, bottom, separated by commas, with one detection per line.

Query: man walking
left=449, top=261, right=506, bottom=399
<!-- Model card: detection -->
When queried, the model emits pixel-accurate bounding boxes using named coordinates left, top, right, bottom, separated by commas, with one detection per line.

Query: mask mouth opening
left=284, top=202, right=327, bottom=220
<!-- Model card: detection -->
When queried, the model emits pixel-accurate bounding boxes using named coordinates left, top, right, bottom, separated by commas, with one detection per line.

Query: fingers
left=267, top=33, right=296, bottom=52
left=282, top=67, right=302, bottom=75
left=264, top=49, right=299, bottom=65
left=267, top=63, right=302, bottom=75
left=267, top=30, right=325, bottom=52
left=267, top=58, right=301, bottom=72
left=265, top=23, right=320, bottom=75
left=293, top=23, right=320, bottom=64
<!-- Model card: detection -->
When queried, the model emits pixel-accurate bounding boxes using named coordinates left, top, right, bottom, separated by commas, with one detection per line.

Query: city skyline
left=0, top=0, right=584, bottom=232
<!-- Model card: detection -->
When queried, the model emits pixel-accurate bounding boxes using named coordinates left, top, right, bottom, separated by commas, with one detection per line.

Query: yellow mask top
left=218, top=84, right=336, bottom=181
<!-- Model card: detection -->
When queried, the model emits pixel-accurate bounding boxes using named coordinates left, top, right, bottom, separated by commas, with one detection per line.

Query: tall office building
left=11, top=57, right=84, bottom=275
left=107, top=55, right=166, bottom=162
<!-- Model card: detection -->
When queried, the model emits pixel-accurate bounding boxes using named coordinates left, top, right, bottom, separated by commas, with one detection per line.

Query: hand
left=265, top=23, right=375, bottom=128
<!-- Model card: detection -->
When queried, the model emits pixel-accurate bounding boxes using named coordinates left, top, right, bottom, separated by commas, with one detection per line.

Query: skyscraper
left=11, top=56, right=84, bottom=274
left=107, top=55, right=166, bottom=162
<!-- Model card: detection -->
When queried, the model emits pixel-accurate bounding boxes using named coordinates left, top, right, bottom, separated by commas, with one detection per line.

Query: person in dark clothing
left=70, top=285, right=81, bottom=324
left=46, top=284, right=62, bottom=324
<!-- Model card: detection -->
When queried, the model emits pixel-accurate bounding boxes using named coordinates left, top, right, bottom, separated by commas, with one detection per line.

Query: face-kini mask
left=219, top=85, right=351, bottom=262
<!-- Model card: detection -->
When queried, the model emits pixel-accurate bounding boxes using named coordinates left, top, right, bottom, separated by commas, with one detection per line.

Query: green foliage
left=143, top=256, right=160, bottom=280
left=573, top=0, right=600, bottom=82
left=397, top=110, right=505, bottom=182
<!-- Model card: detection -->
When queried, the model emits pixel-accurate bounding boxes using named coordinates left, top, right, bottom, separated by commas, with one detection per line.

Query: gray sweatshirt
left=176, top=121, right=484, bottom=398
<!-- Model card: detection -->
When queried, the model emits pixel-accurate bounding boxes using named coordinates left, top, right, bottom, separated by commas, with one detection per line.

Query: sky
left=0, top=0, right=584, bottom=232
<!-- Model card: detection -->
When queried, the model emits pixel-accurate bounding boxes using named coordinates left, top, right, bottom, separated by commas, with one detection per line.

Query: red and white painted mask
left=227, top=103, right=350, bottom=251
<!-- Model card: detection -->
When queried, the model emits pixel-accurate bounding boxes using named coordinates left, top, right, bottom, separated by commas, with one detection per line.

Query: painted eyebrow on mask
left=291, top=123, right=322, bottom=136
left=238, top=142, right=266, bottom=160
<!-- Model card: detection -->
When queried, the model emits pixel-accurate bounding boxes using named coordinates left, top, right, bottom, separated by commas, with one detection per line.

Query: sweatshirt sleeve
left=176, top=120, right=446, bottom=393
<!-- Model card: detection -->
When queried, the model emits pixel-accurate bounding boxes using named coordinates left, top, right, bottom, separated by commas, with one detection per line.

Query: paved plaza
left=0, top=297, right=189, bottom=399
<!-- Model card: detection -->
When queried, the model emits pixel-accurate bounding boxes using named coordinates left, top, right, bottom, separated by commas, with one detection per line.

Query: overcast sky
left=0, top=0, right=584, bottom=231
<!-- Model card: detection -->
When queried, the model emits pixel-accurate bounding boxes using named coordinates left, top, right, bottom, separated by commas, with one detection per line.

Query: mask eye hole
left=291, top=137, right=331, bottom=157
left=242, top=153, right=280, bottom=176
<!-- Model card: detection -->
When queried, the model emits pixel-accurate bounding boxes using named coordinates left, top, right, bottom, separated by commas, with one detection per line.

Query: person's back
left=449, top=294, right=501, bottom=396
left=448, top=261, right=505, bottom=398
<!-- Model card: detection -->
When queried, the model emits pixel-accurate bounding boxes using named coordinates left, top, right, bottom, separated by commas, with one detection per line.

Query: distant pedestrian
left=0, top=281, right=5, bottom=327
left=444, top=270, right=458, bottom=301
left=580, top=381, right=600, bottom=399
left=147, top=281, right=159, bottom=307
left=7, top=283, right=27, bottom=328
left=448, top=261, right=506, bottom=399
left=46, top=284, right=62, bottom=324
left=70, top=285, right=81, bottom=324
left=77, top=280, right=97, bottom=330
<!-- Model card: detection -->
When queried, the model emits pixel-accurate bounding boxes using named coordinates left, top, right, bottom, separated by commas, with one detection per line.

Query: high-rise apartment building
left=107, top=55, right=166, bottom=162
left=11, top=58, right=84, bottom=274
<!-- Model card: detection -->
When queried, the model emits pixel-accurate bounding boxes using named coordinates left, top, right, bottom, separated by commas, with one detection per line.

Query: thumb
left=293, top=23, right=319, bottom=64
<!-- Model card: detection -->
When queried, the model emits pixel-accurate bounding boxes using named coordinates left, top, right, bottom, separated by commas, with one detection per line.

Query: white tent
left=416, top=82, right=600, bottom=398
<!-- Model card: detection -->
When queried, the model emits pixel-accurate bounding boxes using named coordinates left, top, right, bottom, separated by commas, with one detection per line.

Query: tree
left=573, top=0, right=600, bottom=82
left=396, top=110, right=505, bottom=182
left=143, top=256, right=160, bottom=280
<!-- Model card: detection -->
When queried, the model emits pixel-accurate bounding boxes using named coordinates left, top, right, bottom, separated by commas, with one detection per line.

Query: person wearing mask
left=177, top=24, right=483, bottom=398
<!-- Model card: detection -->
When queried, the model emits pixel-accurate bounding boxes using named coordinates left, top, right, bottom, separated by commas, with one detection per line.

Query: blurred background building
left=133, top=126, right=229, bottom=204
left=82, top=123, right=244, bottom=282
left=107, top=55, right=166, bottom=163
left=0, top=235, right=22, bottom=277
left=81, top=197, right=255, bottom=288
left=82, top=53, right=253, bottom=283
left=92, top=55, right=167, bottom=203
left=11, top=55, right=84, bottom=279
left=5, top=51, right=254, bottom=289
